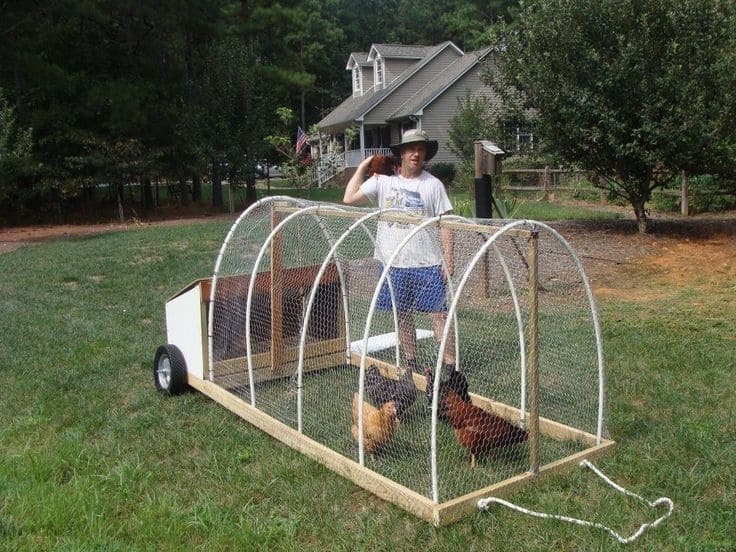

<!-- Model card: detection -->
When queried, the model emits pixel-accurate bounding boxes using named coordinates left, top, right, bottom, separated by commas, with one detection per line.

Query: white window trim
left=352, top=66, right=362, bottom=97
left=374, top=56, right=384, bottom=90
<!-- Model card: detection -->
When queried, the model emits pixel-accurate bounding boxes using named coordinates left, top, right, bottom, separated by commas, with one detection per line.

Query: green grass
left=1, top=221, right=733, bottom=550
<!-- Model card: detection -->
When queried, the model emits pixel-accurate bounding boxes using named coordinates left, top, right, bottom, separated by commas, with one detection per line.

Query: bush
left=689, top=174, right=736, bottom=213
left=651, top=174, right=736, bottom=214
left=428, top=162, right=456, bottom=188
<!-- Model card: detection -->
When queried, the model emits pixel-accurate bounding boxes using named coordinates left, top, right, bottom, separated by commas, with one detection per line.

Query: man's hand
left=343, top=155, right=374, bottom=205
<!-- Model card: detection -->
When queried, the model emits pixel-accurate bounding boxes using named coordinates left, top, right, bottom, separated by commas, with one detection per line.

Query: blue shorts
left=377, top=266, right=447, bottom=312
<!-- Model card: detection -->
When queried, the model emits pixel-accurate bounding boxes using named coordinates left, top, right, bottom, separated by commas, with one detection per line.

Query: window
left=374, top=57, right=384, bottom=89
left=352, top=66, right=362, bottom=97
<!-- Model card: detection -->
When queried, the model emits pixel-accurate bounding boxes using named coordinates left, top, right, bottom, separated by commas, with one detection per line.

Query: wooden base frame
left=189, top=355, right=614, bottom=526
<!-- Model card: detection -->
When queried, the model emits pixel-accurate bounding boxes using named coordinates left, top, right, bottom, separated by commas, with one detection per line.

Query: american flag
left=296, top=126, right=308, bottom=154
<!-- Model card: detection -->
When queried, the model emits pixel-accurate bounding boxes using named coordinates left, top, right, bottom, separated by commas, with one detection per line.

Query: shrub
left=428, top=162, right=456, bottom=188
left=689, top=174, right=736, bottom=213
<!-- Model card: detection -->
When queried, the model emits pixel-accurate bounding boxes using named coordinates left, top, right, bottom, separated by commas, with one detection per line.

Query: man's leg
left=431, top=311, right=455, bottom=365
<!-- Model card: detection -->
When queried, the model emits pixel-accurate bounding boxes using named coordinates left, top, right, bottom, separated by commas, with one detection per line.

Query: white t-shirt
left=360, top=171, right=452, bottom=268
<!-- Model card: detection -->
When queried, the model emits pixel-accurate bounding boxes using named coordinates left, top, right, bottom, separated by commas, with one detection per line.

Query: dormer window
left=352, top=66, right=362, bottom=97
left=374, top=57, right=384, bottom=90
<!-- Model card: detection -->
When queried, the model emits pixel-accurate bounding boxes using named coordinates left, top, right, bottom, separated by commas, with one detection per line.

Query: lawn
left=0, top=216, right=733, bottom=550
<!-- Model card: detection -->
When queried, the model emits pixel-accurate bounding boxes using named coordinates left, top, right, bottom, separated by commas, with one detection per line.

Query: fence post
left=542, top=166, right=550, bottom=200
left=681, top=170, right=689, bottom=216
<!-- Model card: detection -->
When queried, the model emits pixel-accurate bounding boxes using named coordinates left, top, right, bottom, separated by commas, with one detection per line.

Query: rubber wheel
left=153, top=344, right=188, bottom=395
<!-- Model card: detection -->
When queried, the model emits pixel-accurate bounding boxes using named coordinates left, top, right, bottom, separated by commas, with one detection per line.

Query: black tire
left=153, top=344, right=188, bottom=395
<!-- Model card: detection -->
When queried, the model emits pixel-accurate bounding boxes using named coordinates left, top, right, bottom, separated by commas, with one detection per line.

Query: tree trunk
left=211, top=160, right=223, bottom=207
left=245, top=172, right=257, bottom=205
left=192, top=173, right=202, bottom=203
left=179, top=177, right=190, bottom=206
left=633, top=198, right=649, bottom=233
left=116, top=183, right=125, bottom=223
left=142, top=176, right=154, bottom=212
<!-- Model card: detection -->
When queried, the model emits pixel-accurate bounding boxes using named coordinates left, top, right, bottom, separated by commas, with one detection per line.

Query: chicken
left=352, top=393, right=399, bottom=455
left=368, top=155, right=398, bottom=176
left=365, top=364, right=417, bottom=419
left=425, top=368, right=470, bottom=419
left=442, top=388, right=528, bottom=468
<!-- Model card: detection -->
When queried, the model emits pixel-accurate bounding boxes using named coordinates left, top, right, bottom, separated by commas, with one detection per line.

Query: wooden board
left=186, top=371, right=614, bottom=526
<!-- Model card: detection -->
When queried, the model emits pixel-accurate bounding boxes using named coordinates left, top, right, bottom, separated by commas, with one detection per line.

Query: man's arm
left=343, top=155, right=374, bottom=205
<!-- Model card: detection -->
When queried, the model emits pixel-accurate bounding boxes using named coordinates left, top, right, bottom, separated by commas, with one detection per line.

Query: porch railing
left=345, top=148, right=392, bottom=167
left=315, top=148, right=393, bottom=186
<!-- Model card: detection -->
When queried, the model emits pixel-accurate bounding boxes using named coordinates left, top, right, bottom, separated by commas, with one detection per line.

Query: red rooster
left=442, top=388, right=528, bottom=468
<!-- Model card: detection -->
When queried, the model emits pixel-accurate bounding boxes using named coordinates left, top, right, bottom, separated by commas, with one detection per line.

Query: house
left=313, top=41, right=500, bottom=184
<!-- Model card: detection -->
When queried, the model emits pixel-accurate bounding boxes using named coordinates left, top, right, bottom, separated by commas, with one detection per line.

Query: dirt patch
left=551, top=215, right=736, bottom=300
left=0, top=212, right=236, bottom=254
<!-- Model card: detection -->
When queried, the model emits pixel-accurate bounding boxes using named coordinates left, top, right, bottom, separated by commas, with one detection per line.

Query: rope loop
left=477, top=460, right=674, bottom=545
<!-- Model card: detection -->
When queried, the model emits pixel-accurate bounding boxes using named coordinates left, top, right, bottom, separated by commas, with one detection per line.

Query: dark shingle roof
left=318, top=42, right=462, bottom=130
left=388, top=48, right=493, bottom=120
left=369, top=44, right=432, bottom=60
left=346, top=52, right=372, bottom=69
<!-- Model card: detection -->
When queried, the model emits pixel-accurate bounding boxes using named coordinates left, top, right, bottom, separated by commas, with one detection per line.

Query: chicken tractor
left=154, top=197, right=652, bottom=528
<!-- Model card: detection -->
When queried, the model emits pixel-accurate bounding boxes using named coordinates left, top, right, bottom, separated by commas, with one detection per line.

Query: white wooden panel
left=165, top=285, right=205, bottom=379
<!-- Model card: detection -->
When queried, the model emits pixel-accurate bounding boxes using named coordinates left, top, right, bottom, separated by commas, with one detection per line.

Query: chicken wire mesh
left=207, top=198, right=608, bottom=505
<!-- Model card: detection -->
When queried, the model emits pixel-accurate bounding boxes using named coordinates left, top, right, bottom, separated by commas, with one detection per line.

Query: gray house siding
left=362, top=69, right=375, bottom=94
left=364, top=47, right=462, bottom=125
left=420, top=68, right=500, bottom=165
left=383, top=58, right=417, bottom=85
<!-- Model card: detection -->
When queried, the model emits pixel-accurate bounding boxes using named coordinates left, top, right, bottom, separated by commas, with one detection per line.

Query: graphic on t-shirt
left=385, top=187, right=426, bottom=227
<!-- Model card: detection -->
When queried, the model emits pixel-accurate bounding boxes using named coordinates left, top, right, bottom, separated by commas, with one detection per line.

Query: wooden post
left=542, top=166, right=550, bottom=200
left=474, top=141, right=492, bottom=296
left=271, top=205, right=284, bottom=374
left=474, top=141, right=483, bottom=179
left=681, top=170, right=689, bottom=216
left=527, top=231, right=540, bottom=475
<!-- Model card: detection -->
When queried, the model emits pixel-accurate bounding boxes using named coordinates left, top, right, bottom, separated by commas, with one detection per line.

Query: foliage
left=428, top=162, right=456, bottom=188
left=686, top=175, right=736, bottom=213
left=651, top=174, right=736, bottom=214
left=0, top=89, right=33, bottom=200
left=488, top=0, right=736, bottom=232
left=265, top=107, right=315, bottom=189
left=447, top=91, right=499, bottom=163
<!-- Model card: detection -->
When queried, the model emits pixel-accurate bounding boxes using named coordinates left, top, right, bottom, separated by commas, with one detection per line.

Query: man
left=343, top=129, right=455, bottom=402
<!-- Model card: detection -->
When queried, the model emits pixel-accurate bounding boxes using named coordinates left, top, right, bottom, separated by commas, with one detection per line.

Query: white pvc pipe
left=431, top=219, right=530, bottom=502
left=358, top=214, right=467, bottom=467
left=295, top=207, right=405, bottom=432
left=519, top=221, right=606, bottom=443
left=243, top=204, right=343, bottom=407
left=207, top=196, right=306, bottom=382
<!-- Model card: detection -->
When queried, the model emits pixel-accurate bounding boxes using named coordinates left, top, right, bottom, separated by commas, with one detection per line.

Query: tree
left=448, top=90, right=499, bottom=163
left=0, top=89, right=33, bottom=204
left=488, top=0, right=736, bottom=232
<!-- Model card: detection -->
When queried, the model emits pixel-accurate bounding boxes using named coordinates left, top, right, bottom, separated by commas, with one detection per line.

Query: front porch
left=313, top=122, right=406, bottom=186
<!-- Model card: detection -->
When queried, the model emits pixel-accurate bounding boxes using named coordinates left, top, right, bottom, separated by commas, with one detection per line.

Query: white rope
left=477, top=460, right=674, bottom=545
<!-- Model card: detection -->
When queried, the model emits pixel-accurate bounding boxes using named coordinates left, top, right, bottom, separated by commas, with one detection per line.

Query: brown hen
left=443, top=389, right=528, bottom=468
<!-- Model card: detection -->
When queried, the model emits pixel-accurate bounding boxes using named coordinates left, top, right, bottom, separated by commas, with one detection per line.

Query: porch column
left=359, top=122, right=365, bottom=160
